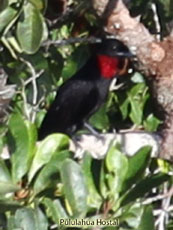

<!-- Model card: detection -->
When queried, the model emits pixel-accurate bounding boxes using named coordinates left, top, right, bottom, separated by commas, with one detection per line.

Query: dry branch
left=92, top=0, right=173, bottom=161
left=0, top=68, right=16, bottom=123
left=70, top=132, right=159, bottom=159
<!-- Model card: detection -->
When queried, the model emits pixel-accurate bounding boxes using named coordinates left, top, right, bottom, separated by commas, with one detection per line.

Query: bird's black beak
left=115, top=51, right=135, bottom=58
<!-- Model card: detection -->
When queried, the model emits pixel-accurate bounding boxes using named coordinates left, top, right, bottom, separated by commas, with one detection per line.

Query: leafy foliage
left=0, top=0, right=172, bottom=229
left=0, top=130, right=170, bottom=229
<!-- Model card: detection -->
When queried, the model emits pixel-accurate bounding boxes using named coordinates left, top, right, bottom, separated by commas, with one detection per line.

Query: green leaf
left=17, top=2, right=43, bottom=54
left=7, top=206, right=48, bottom=230
left=82, top=154, right=102, bottom=208
left=41, top=20, right=48, bottom=42
left=89, top=104, right=109, bottom=130
left=7, top=216, right=16, bottom=230
left=33, top=150, right=72, bottom=195
left=0, top=138, right=3, bottom=154
left=28, top=134, right=69, bottom=183
left=106, top=146, right=128, bottom=198
left=138, top=205, right=154, bottom=230
left=0, top=159, right=11, bottom=183
left=129, top=83, right=146, bottom=98
left=122, top=146, right=151, bottom=193
left=60, top=159, right=88, bottom=217
left=120, top=97, right=130, bottom=120
left=0, top=5, right=17, bottom=33
left=35, top=206, right=48, bottom=230
left=121, top=173, right=170, bottom=206
left=128, top=83, right=149, bottom=125
left=100, top=161, right=108, bottom=199
left=7, top=36, right=22, bottom=53
left=62, top=45, right=89, bottom=79
left=0, top=213, right=6, bottom=230
left=158, top=159, right=170, bottom=174
left=43, top=198, right=68, bottom=224
left=144, top=114, right=161, bottom=132
left=0, top=0, right=8, bottom=12
left=46, top=47, right=63, bottom=83
left=159, top=0, right=173, bottom=18
left=129, top=99, right=143, bottom=125
left=8, top=113, right=37, bottom=183
left=62, top=56, right=78, bottom=80
left=14, top=208, right=37, bottom=230
left=0, top=182, right=19, bottom=195
left=23, top=50, right=48, bottom=70
left=29, top=0, right=47, bottom=12
left=0, top=200, right=21, bottom=213
left=122, top=203, right=144, bottom=229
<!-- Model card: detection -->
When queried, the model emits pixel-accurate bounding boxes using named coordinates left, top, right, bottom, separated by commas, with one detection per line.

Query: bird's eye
left=112, top=46, right=117, bottom=50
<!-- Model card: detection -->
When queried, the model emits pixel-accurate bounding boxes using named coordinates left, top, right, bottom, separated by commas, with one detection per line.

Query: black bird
left=38, top=39, right=132, bottom=140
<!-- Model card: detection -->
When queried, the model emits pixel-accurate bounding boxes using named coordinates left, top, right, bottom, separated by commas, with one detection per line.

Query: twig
left=24, top=69, right=44, bottom=86
left=151, top=2, right=161, bottom=41
left=168, top=205, right=173, bottom=212
left=142, top=193, right=171, bottom=205
left=0, top=86, right=16, bottom=96
left=19, top=58, right=44, bottom=122
left=20, top=58, right=38, bottom=106
left=20, top=79, right=30, bottom=120
left=42, top=36, right=102, bottom=50
left=155, top=185, right=173, bottom=230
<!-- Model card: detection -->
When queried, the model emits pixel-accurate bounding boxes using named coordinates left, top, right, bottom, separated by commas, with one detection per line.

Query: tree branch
left=92, top=0, right=173, bottom=162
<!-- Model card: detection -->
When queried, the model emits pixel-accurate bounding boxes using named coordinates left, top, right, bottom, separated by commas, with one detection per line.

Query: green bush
left=0, top=0, right=172, bottom=229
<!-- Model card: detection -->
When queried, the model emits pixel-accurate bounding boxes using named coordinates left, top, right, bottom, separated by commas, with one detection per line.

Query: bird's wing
left=53, top=79, right=99, bottom=123
left=38, top=79, right=99, bottom=139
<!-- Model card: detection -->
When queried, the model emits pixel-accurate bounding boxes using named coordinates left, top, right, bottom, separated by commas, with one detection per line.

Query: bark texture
left=92, top=0, right=173, bottom=161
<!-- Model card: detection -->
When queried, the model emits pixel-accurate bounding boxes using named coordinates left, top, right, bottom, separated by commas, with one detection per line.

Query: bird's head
left=95, top=38, right=133, bottom=79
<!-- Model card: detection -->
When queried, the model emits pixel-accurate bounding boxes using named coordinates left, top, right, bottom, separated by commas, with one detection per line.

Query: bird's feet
left=84, top=122, right=100, bottom=137
left=83, top=122, right=106, bottom=142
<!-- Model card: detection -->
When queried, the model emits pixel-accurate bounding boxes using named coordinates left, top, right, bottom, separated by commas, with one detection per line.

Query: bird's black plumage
left=38, top=39, right=131, bottom=140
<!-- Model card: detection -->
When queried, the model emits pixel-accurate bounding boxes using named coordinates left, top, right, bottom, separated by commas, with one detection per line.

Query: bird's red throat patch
left=97, top=55, right=119, bottom=79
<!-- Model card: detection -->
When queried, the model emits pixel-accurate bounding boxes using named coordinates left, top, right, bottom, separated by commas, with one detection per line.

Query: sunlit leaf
left=82, top=154, right=102, bottom=208
left=43, top=198, right=68, bottom=223
left=121, top=173, right=170, bottom=206
left=144, top=114, right=161, bottom=132
left=60, top=159, right=88, bottom=217
left=89, top=104, right=109, bottom=130
left=14, top=207, right=48, bottom=230
left=0, top=200, right=21, bottom=213
left=17, top=2, right=43, bottom=54
left=29, top=0, right=47, bottom=12
left=138, top=205, right=154, bottom=230
left=0, top=6, right=17, bottom=33
left=0, top=159, right=11, bottom=183
left=28, top=134, right=69, bottom=183
left=0, top=182, right=19, bottom=195
left=106, top=146, right=128, bottom=200
left=8, top=113, right=37, bottom=183
left=122, top=146, right=151, bottom=193
left=33, top=150, right=72, bottom=195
